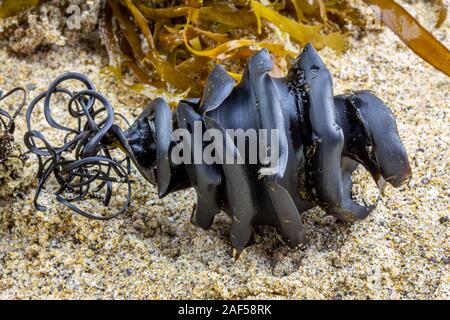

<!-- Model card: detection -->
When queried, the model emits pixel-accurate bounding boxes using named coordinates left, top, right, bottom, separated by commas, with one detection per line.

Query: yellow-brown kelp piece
left=100, top=0, right=361, bottom=97
left=435, top=0, right=448, bottom=28
left=363, top=0, right=450, bottom=77
left=0, top=0, right=40, bottom=19
left=251, top=1, right=347, bottom=53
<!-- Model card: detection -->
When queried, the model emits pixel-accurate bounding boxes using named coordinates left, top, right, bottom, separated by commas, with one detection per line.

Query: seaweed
left=0, top=0, right=40, bottom=19
left=435, top=0, right=448, bottom=28
left=100, top=0, right=361, bottom=98
left=363, top=0, right=450, bottom=76
left=100, top=0, right=449, bottom=97
left=2, top=0, right=449, bottom=97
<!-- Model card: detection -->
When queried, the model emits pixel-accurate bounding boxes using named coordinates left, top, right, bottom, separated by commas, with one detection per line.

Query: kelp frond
left=0, top=0, right=41, bottom=19
left=1, top=0, right=449, bottom=97
left=363, top=0, right=450, bottom=77
left=100, top=0, right=359, bottom=98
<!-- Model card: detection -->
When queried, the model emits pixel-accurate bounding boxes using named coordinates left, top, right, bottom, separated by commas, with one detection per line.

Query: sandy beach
left=0, top=0, right=448, bottom=299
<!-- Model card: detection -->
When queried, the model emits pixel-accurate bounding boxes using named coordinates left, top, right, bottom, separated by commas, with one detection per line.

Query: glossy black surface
left=24, top=44, right=412, bottom=251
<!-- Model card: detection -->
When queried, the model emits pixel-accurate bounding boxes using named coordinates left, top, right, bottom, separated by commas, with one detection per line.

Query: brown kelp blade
left=251, top=1, right=347, bottom=53
left=435, top=0, right=448, bottom=28
left=99, top=0, right=362, bottom=96
left=0, top=0, right=40, bottom=18
left=363, top=0, right=450, bottom=77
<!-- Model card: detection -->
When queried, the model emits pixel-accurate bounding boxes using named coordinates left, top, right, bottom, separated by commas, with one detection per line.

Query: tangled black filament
left=23, top=73, right=131, bottom=220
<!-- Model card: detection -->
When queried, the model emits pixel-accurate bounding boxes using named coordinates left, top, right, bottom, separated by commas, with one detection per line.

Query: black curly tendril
left=23, top=73, right=132, bottom=220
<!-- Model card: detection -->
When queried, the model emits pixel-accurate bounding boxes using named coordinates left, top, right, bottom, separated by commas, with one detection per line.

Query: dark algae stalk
left=0, top=87, right=26, bottom=195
